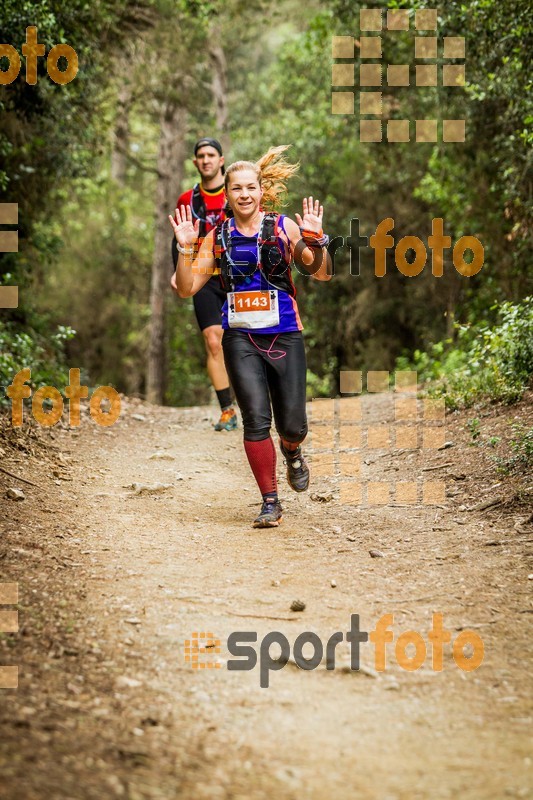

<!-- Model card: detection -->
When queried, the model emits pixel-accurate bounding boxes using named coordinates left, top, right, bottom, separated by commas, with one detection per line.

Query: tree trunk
left=110, top=82, right=131, bottom=185
left=208, top=37, right=230, bottom=154
left=146, top=101, right=187, bottom=404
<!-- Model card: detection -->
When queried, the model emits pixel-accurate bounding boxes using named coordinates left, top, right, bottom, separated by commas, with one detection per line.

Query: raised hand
left=168, top=204, right=199, bottom=248
left=295, top=196, right=323, bottom=234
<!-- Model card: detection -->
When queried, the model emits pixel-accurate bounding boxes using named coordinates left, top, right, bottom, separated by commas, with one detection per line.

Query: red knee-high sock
left=243, top=437, right=278, bottom=499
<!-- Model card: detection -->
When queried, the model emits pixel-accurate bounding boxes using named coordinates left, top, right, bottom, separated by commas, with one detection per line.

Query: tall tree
left=208, top=34, right=230, bottom=153
left=142, top=7, right=214, bottom=403
left=147, top=100, right=188, bottom=402
left=111, top=80, right=133, bottom=185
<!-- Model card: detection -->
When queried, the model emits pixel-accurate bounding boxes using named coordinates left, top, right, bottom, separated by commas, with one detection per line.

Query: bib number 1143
left=228, top=290, right=280, bottom=329
left=234, top=291, right=271, bottom=311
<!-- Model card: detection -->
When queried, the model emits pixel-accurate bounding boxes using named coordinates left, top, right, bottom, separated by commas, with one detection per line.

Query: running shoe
left=214, top=407, right=237, bottom=431
left=253, top=498, right=283, bottom=528
left=280, top=441, right=310, bottom=492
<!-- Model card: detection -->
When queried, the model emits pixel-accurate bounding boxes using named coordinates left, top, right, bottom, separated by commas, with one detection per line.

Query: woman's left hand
left=295, top=196, right=323, bottom=234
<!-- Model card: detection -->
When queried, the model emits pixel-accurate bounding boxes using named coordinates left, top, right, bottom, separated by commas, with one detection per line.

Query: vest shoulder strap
left=213, top=219, right=229, bottom=263
left=259, top=212, right=278, bottom=243
left=191, top=183, right=207, bottom=237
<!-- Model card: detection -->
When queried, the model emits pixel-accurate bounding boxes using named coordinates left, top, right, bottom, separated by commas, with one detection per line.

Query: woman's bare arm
left=284, top=197, right=332, bottom=282
left=168, top=206, right=218, bottom=297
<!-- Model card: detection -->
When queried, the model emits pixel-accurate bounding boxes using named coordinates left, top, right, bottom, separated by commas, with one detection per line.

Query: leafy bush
left=0, top=320, right=75, bottom=405
left=396, top=298, right=533, bottom=408
left=306, top=367, right=335, bottom=400
left=494, top=424, right=533, bottom=475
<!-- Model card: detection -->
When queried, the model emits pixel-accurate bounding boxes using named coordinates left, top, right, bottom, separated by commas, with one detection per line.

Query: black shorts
left=222, top=329, right=308, bottom=443
left=193, top=275, right=226, bottom=331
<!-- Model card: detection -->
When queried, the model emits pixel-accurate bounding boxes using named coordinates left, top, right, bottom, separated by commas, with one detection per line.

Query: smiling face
left=193, top=146, right=224, bottom=181
left=226, top=168, right=263, bottom=220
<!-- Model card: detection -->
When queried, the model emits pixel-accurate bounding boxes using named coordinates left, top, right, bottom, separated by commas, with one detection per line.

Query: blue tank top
left=220, top=215, right=303, bottom=334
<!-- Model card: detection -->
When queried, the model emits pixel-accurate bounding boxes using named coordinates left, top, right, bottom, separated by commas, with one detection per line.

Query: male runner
left=171, top=138, right=237, bottom=431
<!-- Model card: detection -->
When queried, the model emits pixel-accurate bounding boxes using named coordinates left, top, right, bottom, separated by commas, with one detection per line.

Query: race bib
left=227, top=290, right=280, bottom=329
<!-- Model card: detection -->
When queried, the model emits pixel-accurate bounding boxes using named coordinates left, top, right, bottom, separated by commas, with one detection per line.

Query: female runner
left=169, top=146, right=331, bottom=527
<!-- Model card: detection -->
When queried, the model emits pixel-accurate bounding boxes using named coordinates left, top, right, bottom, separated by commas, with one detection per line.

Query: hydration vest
left=214, top=213, right=296, bottom=297
left=190, top=183, right=207, bottom=238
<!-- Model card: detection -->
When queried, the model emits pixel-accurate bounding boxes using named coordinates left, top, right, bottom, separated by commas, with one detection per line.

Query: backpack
left=214, top=213, right=296, bottom=297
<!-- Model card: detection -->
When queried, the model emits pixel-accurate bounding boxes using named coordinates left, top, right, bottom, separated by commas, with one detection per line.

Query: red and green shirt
left=175, top=183, right=226, bottom=236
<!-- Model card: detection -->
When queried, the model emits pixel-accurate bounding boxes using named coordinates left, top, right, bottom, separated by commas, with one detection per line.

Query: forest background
left=0, top=0, right=531, bottom=410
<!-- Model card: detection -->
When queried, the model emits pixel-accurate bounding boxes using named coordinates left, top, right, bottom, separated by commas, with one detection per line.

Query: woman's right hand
left=168, top=204, right=199, bottom=249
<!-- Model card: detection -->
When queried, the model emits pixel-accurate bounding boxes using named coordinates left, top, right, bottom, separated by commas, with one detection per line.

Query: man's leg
left=202, top=324, right=228, bottom=392
left=202, top=325, right=237, bottom=429
left=193, top=279, right=236, bottom=430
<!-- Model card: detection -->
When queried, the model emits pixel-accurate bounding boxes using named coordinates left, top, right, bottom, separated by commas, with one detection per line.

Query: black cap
left=194, top=138, right=223, bottom=156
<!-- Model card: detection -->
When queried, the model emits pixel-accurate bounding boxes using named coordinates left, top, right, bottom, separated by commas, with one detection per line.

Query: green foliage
left=494, top=424, right=533, bottom=475
left=0, top=0, right=531, bottom=405
left=166, top=313, right=211, bottom=406
left=38, top=178, right=154, bottom=393
left=397, top=298, right=533, bottom=407
left=467, top=417, right=481, bottom=442
left=0, top=0, right=151, bottom=213
left=0, top=0, right=158, bottom=396
left=0, top=319, right=75, bottom=403
left=306, top=367, right=335, bottom=400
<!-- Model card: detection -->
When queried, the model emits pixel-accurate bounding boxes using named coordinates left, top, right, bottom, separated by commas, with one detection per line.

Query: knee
left=279, top=420, right=308, bottom=444
left=243, top=421, right=271, bottom=441
left=204, top=330, right=222, bottom=358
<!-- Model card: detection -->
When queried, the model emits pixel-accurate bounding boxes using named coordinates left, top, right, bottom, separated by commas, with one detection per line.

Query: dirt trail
left=0, top=394, right=532, bottom=799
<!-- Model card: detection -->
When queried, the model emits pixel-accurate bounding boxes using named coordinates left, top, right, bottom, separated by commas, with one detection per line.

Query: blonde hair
left=224, top=145, right=299, bottom=211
